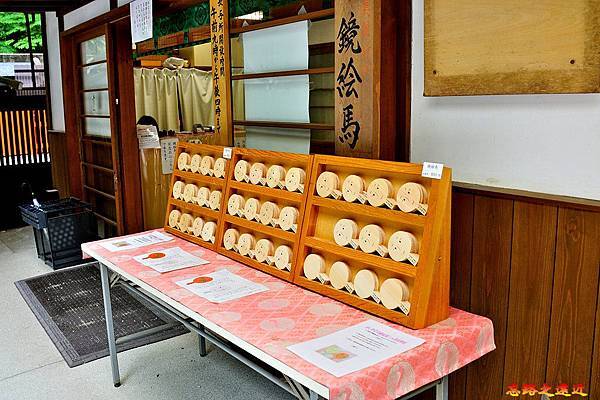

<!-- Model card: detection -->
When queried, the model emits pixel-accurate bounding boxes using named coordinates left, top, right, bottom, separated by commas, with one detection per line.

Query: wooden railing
left=0, top=108, right=49, bottom=166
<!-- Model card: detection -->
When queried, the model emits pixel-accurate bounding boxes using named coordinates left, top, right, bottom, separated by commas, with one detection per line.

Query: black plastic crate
left=20, top=198, right=98, bottom=269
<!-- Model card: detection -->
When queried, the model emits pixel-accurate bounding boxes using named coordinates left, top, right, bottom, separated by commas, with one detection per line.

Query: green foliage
left=0, top=13, right=42, bottom=54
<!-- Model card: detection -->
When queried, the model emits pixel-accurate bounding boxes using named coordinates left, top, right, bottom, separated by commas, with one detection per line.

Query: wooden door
left=73, top=26, right=123, bottom=237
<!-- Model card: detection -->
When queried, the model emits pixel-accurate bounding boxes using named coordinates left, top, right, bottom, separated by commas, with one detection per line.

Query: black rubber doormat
left=15, top=263, right=188, bottom=367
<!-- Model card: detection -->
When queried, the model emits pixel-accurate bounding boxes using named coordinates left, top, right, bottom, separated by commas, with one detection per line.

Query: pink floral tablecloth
left=82, top=229, right=495, bottom=400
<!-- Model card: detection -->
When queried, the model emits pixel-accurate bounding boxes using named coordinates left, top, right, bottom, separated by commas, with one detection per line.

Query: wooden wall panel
left=546, top=208, right=600, bottom=393
left=448, top=191, right=474, bottom=400
left=592, top=238, right=600, bottom=398
left=465, top=196, right=513, bottom=400
left=503, top=202, right=557, bottom=388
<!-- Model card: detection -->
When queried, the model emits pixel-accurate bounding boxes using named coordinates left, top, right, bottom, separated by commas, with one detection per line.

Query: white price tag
left=223, top=147, right=233, bottom=159
left=421, top=162, right=444, bottom=180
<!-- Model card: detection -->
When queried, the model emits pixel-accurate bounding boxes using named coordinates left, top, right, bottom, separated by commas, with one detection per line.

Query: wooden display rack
left=163, top=147, right=451, bottom=329
left=293, top=155, right=451, bottom=329
left=215, top=148, right=313, bottom=281
left=163, top=142, right=231, bottom=250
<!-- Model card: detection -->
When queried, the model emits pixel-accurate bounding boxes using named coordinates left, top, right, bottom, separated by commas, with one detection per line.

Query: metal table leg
left=100, top=263, right=121, bottom=387
left=436, top=376, right=448, bottom=400
left=198, top=325, right=207, bottom=357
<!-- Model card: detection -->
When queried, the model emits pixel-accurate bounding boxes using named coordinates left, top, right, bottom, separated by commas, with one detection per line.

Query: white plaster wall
left=410, top=0, right=600, bottom=200
left=46, top=0, right=112, bottom=130
left=45, top=12, right=64, bottom=131
left=63, top=0, right=110, bottom=30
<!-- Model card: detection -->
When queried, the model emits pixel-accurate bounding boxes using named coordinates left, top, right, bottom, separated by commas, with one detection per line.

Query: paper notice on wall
left=99, top=231, right=173, bottom=252
left=176, top=269, right=268, bottom=303
left=137, top=124, right=160, bottom=149
left=130, top=0, right=153, bottom=43
left=242, top=21, right=310, bottom=153
left=160, top=137, right=178, bottom=174
left=287, top=320, right=425, bottom=377
left=134, top=246, right=209, bottom=273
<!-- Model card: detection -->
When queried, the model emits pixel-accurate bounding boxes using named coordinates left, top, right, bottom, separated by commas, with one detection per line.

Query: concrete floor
left=0, top=226, right=294, bottom=400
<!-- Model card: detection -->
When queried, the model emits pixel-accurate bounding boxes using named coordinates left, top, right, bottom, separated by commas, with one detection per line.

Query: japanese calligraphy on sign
left=335, top=2, right=376, bottom=157
left=209, top=0, right=232, bottom=145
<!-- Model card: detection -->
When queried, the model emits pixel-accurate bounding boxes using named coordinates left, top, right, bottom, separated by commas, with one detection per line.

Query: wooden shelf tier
left=228, top=180, right=304, bottom=203
left=173, top=170, right=225, bottom=187
left=296, top=276, right=411, bottom=326
left=219, top=248, right=292, bottom=281
left=311, top=197, right=427, bottom=228
left=303, top=236, right=417, bottom=278
left=223, top=214, right=296, bottom=242
left=170, top=198, right=221, bottom=220
left=164, top=226, right=216, bottom=250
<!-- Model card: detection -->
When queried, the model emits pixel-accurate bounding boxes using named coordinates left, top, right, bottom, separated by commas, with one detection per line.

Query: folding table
left=82, top=229, right=495, bottom=400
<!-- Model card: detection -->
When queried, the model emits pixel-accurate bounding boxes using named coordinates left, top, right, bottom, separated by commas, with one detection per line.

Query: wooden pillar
left=334, top=0, right=400, bottom=160
left=209, top=0, right=233, bottom=146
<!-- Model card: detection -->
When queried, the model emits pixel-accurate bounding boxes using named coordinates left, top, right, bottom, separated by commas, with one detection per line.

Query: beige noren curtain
left=177, top=68, right=215, bottom=130
left=134, top=68, right=180, bottom=131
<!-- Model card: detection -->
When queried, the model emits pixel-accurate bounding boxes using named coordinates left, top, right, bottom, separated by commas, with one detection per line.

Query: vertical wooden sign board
left=209, top=0, right=233, bottom=146
left=334, top=0, right=380, bottom=159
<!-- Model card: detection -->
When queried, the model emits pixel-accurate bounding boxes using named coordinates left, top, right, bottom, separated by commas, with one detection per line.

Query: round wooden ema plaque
left=177, top=152, right=191, bottom=171
left=303, top=254, right=325, bottom=280
left=178, top=213, right=194, bottom=232
left=183, top=183, right=198, bottom=203
left=234, top=160, right=250, bottom=182
left=200, top=221, right=217, bottom=242
left=259, top=201, right=280, bottom=226
left=396, top=182, right=428, bottom=213
left=249, top=162, right=267, bottom=185
left=274, top=245, right=293, bottom=270
left=354, top=269, right=379, bottom=299
left=379, top=278, right=410, bottom=310
left=278, top=206, right=299, bottom=231
left=342, top=174, right=365, bottom=203
left=266, top=165, right=286, bottom=188
left=316, top=171, right=340, bottom=198
left=254, top=238, right=274, bottom=263
left=387, top=231, right=418, bottom=262
left=172, top=181, right=185, bottom=200
left=366, top=178, right=394, bottom=207
left=196, top=187, right=211, bottom=206
left=237, top=233, right=256, bottom=256
left=213, top=158, right=226, bottom=178
left=208, top=190, right=222, bottom=210
left=243, top=198, right=260, bottom=221
left=329, top=261, right=352, bottom=290
left=191, top=217, right=205, bottom=237
left=168, top=209, right=181, bottom=228
left=190, top=154, right=202, bottom=173
left=333, top=218, right=358, bottom=247
left=285, top=167, right=306, bottom=192
left=358, top=224, right=386, bottom=254
left=223, top=228, right=240, bottom=250
left=200, top=156, right=215, bottom=176
left=227, top=194, right=245, bottom=216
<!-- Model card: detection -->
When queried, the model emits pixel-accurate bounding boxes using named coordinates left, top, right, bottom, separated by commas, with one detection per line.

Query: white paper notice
left=176, top=269, right=268, bottom=303
left=130, top=0, right=153, bottom=43
left=287, top=320, right=425, bottom=377
left=137, top=124, right=160, bottom=149
left=133, top=246, right=209, bottom=273
left=99, top=231, right=173, bottom=252
left=160, top=137, right=178, bottom=174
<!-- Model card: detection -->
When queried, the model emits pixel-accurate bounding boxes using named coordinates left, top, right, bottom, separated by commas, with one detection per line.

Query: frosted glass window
left=80, top=36, right=106, bottom=64
left=82, top=63, right=108, bottom=90
left=84, top=117, right=111, bottom=137
left=83, top=90, right=110, bottom=116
